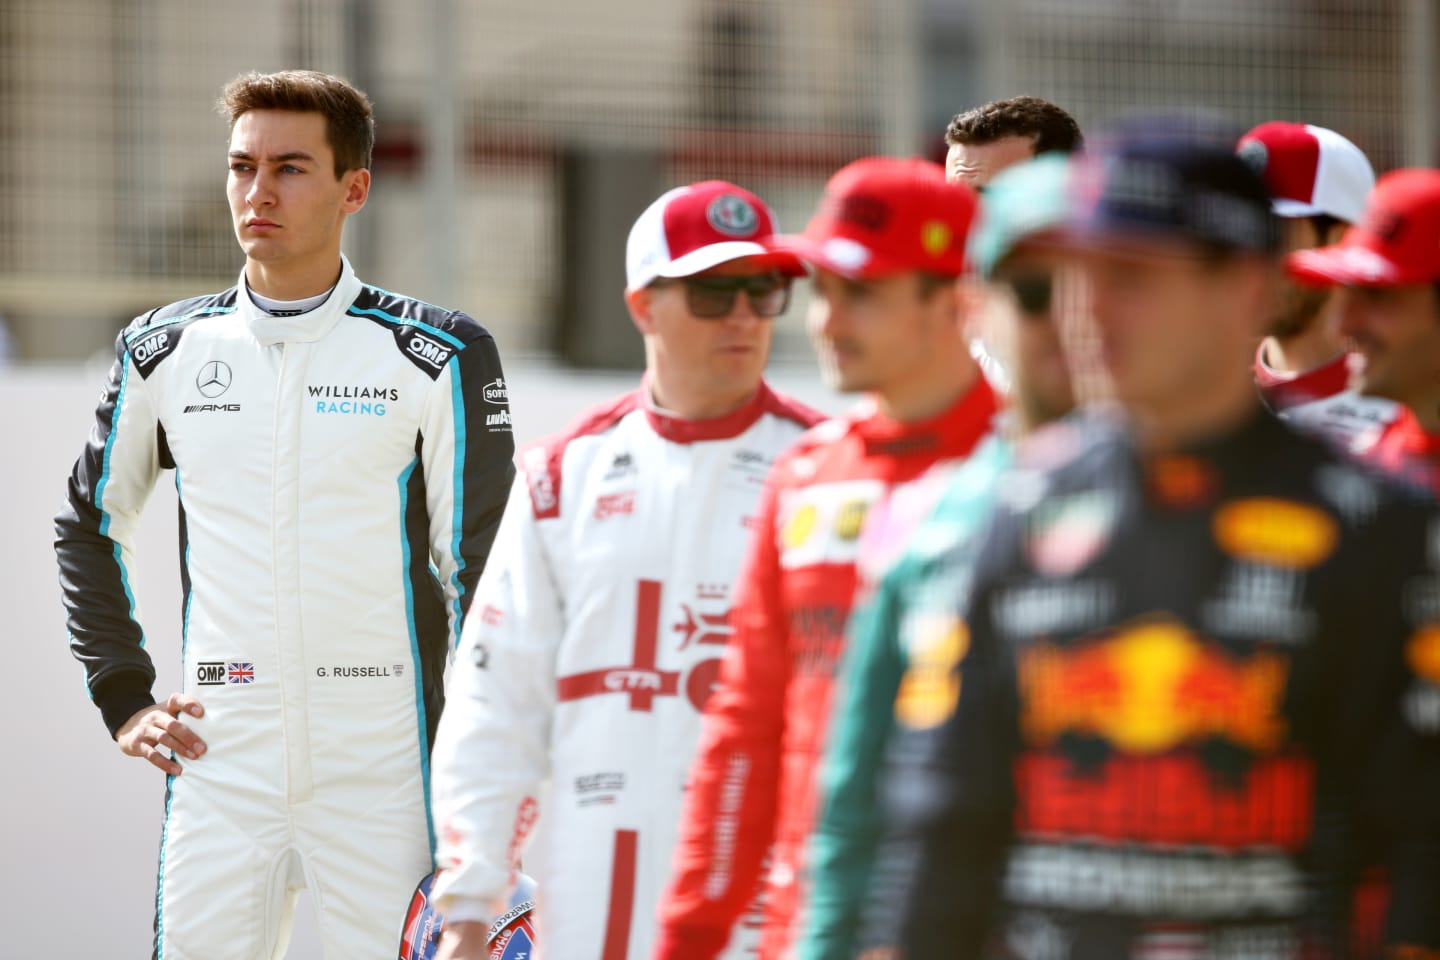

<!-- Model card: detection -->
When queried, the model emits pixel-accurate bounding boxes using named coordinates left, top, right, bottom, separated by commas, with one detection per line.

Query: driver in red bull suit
left=882, top=125, right=1440, bottom=959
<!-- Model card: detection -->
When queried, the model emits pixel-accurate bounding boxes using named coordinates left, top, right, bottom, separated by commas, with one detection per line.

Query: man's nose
left=246, top=171, right=276, bottom=208
left=723, top=291, right=763, bottom=325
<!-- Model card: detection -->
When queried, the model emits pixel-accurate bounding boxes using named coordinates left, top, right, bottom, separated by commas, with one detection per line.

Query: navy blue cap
left=1068, top=122, right=1281, bottom=255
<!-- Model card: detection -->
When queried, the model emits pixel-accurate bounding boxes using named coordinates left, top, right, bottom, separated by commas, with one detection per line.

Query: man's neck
left=1260, top=313, right=1346, bottom=377
left=647, top=369, right=758, bottom=421
left=246, top=256, right=344, bottom=302
left=1128, top=373, right=1260, bottom=456
left=875, top=349, right=979, bottom=423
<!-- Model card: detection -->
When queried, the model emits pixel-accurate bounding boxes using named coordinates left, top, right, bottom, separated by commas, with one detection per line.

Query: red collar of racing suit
left=1364, top=405, right=1440, bottom=495
left=638, top=375, right=818, bottom=444
left=846, top=373, right=999, bottom=462
left=1253, top=341, right=1353, bottom=412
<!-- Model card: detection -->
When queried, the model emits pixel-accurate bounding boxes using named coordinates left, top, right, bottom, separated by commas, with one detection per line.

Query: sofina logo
left=483, top=378, right=508, bottom=405
left=195, top=360, right=233, bottom=398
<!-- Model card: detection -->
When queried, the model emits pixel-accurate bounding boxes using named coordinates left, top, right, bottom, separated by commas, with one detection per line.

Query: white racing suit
left=54, top=257, right=515, bottom=959
left=429, top=381, right=822, bottom=959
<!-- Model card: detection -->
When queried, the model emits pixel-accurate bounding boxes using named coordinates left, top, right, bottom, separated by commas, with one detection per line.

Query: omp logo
left=196, top=661, right=226, bottom=686
left=483, top=378, right=508, bottom=405
left=195, top=360, right=232, bottom=398
left=407, top=334, right=453, bottom=369
left=132, top=331, right=168, bottom=365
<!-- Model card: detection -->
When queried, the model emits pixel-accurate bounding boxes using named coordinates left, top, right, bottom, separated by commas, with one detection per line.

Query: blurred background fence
left=0, top=0, right=1436, bottom=368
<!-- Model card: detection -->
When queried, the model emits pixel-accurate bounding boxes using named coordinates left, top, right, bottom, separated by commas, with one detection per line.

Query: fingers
left=138, top=739, right=185, bottom=777
left=158, top=693, right=208, bottom=760
left=164, top=692, right=204, bottom=719
left=116, top=693, right=209, bottom=776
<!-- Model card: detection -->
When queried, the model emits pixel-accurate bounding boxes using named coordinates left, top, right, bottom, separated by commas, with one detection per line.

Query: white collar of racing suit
left=237, top=254, right=362, bottom=347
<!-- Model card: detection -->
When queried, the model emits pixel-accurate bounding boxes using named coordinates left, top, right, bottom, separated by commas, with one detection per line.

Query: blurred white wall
left=0, top=357, right=840, bottom=958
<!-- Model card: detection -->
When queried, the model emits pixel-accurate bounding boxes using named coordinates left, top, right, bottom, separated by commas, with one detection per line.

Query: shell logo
left=782, top=503, right=818, bottom=549
left=895, top=616, right=969, bottom=730
left=1212, top=498, right=1338, bottom=570
left=1406, top=626, right=1440, bottom=686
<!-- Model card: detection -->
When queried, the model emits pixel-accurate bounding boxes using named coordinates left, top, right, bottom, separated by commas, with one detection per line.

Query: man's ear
left=626, top=286, right=656, bottom=336
left=1320, top=219, right=1349, bottom=246
left=342, top=168, right=371, bottom=215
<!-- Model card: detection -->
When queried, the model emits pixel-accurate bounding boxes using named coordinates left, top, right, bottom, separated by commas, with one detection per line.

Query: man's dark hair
left=218, top=70, right=374, bottom=178
left=945, top=96, right=1084, bottom=156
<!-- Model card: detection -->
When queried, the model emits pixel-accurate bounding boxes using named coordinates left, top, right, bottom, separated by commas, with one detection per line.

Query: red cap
left=1287, top=168, right=1440, bottom=287
left=1237, top=122, right=1374, bottom=223
left=768, top=157, right=978, bottom=279
left=625, top=181, right=806, bottom=292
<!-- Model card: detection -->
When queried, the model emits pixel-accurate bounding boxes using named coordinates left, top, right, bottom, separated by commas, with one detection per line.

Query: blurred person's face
left=806, top=270, right=959, bottom=395
left=1336, top=284, right=1440, bottom=406
left=1268, top=216, right=1342, bottom=339
left=627, top=257, right=782, bottom=402
left=974, top=249, right=1078, bottom=428
left=1083, top=245, right=1271, bottom=411
left=945, top=136, right=1036, bottom=188
left=227, top=110, right=368, bottom=276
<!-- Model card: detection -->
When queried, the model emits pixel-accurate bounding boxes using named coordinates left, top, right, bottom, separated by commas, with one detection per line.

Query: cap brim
left=1271, top=198, right=1328, bottom=219
left=1286, top=244, right=1411, bottom=287
left=655, top=242, right=808, bottom=282
left=765, top=233, right=906, bottom=280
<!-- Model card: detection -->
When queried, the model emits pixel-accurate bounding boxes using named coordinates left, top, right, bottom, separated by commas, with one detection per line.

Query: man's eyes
left=228, top=163, right=305, bottom=174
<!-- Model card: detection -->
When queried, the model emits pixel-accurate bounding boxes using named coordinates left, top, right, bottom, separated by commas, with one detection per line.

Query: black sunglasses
left=652, top=273, right=792, bottom=319
left=998, top=272, right=1055, bottom=316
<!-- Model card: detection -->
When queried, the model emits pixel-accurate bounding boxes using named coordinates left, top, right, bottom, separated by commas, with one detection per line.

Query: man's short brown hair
left=218, top=70, right=374, bottom=178
left=945, top=96, right=1083, bottom=156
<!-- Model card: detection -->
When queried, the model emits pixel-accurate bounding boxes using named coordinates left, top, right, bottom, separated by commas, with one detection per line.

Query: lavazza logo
left=186, top=360, right=240, bottom=413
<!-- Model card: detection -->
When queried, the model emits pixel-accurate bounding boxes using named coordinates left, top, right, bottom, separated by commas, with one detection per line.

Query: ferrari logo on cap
left=922, top=220, right=952, bottom=257
left=707, top=194, right=759, bottom=238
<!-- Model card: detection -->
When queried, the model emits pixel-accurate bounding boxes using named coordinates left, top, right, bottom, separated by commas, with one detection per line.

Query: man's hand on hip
left=116, top=693, right=207, bottom=776
left=435, top=920, right=490, bottom=960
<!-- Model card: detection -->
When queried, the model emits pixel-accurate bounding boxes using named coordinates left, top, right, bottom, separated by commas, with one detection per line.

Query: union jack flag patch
left=226, top=661, right=255, bottom=684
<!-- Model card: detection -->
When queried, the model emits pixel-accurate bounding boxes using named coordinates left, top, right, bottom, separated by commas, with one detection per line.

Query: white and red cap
left=1236, top=122, right=1375, bottom=224
left=625, top=180, right=806, bottom=292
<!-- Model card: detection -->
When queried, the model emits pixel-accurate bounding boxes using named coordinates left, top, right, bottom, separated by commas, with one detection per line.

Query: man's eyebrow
left=227, top=150, right=317, bottom=164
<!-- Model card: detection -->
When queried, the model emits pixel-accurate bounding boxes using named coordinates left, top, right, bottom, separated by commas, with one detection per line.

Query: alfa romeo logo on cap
left=707, top=194, right=760, bottom=238
left=1237, top=139, right=1268, bottom=176
left=196, top=360, right=233, bottom=398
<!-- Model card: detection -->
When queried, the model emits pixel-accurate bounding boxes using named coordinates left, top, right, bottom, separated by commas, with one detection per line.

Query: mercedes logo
left=196, top=360, right=233, bottom=398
